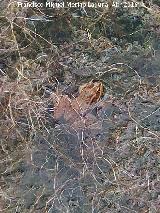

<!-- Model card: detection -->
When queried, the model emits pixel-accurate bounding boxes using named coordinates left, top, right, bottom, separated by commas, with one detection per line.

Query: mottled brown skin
left=53, top=80, right=104, bottom=125
left=77, top=81, right=104, bottom=106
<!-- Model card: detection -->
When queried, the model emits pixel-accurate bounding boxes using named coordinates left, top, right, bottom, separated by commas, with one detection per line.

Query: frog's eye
left=91, top=79, right=98, bottom=83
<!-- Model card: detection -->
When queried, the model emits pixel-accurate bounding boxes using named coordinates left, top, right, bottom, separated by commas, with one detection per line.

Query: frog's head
left=78, top=80, right=104, bottom=104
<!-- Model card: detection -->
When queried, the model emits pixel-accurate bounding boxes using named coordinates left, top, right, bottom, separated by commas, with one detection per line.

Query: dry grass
left=0, top=1, right=160, bottom=212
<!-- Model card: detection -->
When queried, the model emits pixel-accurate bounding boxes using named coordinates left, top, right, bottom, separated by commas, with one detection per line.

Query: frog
left=76, top=80, right=104, bottom=109
left=52, top=80, right=104, bottom=127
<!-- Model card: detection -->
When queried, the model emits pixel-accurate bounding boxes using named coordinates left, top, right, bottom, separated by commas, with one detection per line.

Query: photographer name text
left=17, top=1, right=140, bottom=8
